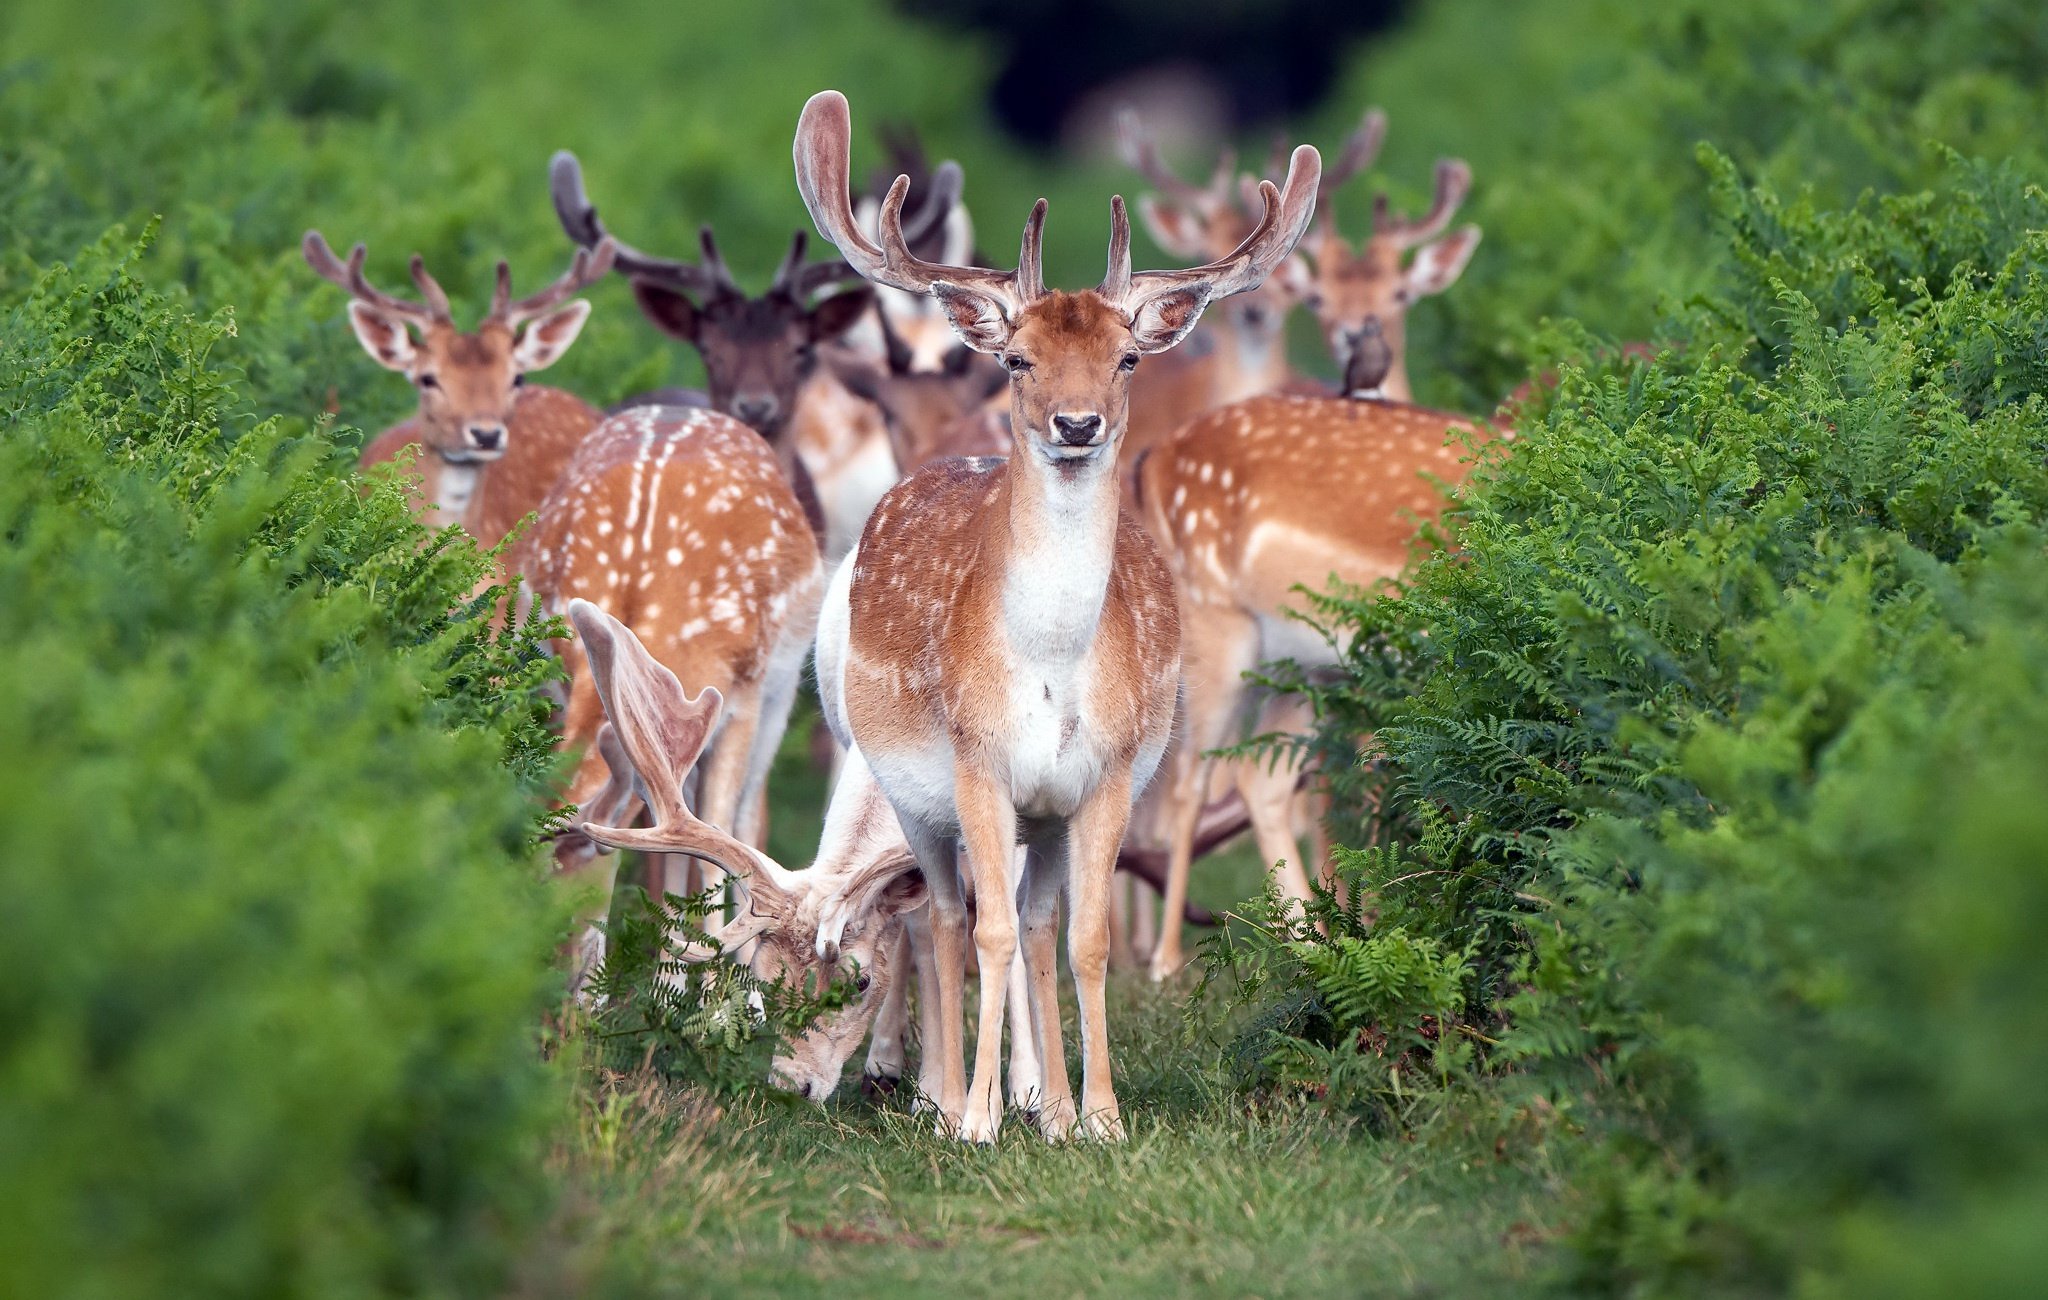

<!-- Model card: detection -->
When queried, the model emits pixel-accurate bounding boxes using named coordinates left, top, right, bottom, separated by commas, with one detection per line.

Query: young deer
left=550, top=151, right=957, bottom=552
left=517, top=406, right=824, bottom=987
left=1296, top=111, right=1481, bottom=400
left=304, top=232, right=615, bottom=544
left=1136, top=392, right=1491, bottom=978
left=795, top=89, right=1320, bottom=1142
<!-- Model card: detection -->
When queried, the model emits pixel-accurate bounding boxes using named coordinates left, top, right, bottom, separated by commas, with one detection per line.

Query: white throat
left=1002, top=446, right=1120, bottom=660
left=430, top=458, right=484, bottom=526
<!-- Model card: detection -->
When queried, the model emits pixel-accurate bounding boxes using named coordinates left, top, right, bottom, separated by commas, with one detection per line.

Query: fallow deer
left=794, top=89, right=1321, bottom=1142
left=1136, top=392, right=1492, bottom=978
left=550, top=151, right=958, bottom=555
left=517, top=406, right=824, bottom=987
left=304, top=232, right=615, bottom=545
left=1296, top=113, right=1481, bottom=400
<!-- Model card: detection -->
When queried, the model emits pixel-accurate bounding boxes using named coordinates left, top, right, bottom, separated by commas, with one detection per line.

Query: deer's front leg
left=1021, top=838, right=1076, bottom=1141
left=1069, top=769, right=1134, bottom=1141
left=954, top=769, right=1020, bottom=1144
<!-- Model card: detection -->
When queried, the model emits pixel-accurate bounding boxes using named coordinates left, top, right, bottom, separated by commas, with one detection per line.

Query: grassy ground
left=561, top=708, right=1571, bottom=1297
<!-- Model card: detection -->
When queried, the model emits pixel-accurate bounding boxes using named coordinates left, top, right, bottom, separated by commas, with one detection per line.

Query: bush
left=1218, top=153, right=2048, bottom=1291
left=0, top=230, right=568, bottom=1297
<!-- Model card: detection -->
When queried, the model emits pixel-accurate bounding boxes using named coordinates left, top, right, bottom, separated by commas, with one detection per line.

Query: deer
left=1294, top=113, right=1481, bottom=400
left=565, top=599, right=1049, bottom=1109
left=304, top=232, right=616, bottom=546
left=515, top=405, right=824, bottom=989
left=793, top=89, right=1321, bottom=1142
left=549, top=150, right=959, bottom=557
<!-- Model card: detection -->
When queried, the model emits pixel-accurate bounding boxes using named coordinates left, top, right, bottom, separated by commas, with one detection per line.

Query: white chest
left=429, top=460, right=482, bottom=528
left=1001, top=651, right=1109, bottom=820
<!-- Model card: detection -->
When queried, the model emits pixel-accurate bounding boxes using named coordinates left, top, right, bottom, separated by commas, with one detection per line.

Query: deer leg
left=1151, top=612, right=1255, bottom=980
left=1240, top=694, right=1315, bottom=905
left=1069, top=770, right=1133, bottom=1141
left=863, top=925, right=912, bottom=1092
left=1021, top=837, right=1075, bottom=1140
left=953, top=771, right=1019, bottom=1144
left=1107, top=872, right=1136, bottom=971
left=903, top=905, right=946, bottom=1112
left=906, top=825, right=969, bottom=1132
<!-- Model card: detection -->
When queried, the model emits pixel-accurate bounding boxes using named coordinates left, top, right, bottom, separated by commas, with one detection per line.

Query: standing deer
left=1294, top=113, right=1481, bottom=400
left=794, top=89, right=1320, bottom=1142
left=550, top=151, right=958, bottom=554
left=1136, top=392, right=1492, bottom=978
left=304, top=232, right=615, bottom=544
left=517, top=405, right=824, bottom=987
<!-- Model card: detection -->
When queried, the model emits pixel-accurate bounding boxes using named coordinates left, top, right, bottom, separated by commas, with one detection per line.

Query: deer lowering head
left=821, top=307, right=1007, bottom=470
left=566, top=600, right=928, bottom=1101
left=1294, top=109, right=1480, bottom=401
left=551, top=151, right=953, bottom=444
left=304, top=231, right=613, bottom=463
left=797, top=91, right=1320, bottom=466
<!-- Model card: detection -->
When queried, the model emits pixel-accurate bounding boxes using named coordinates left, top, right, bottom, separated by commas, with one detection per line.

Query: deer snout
left=732, top=394, right=780, bottom=428
left=464, top=423, right=506, bottom=455
left=1051, top=412, right=1104, bottom=446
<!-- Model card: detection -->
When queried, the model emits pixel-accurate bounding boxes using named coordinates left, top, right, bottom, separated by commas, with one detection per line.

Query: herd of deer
left=307, top=90, right=1495, bottom=1143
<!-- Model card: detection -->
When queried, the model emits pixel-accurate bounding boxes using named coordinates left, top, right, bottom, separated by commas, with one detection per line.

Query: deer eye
left=1003, top=353, right=1033, bottom=374
left=1118, top=353, right=1139, bottom=373
left=855, top=973, right=872, bottom=994
left=416, top=373, right=439, bottom=390
left=512, top=372, right=528, bottom=387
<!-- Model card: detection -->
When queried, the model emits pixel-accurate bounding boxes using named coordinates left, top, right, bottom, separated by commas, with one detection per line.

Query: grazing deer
left=1135, top=392, right=1491, bottom=978
left=1294, top=112, right=1481, bottom=400
left=517, top=406, right=824, bottom=986
left=794, top=89, right=1320, bottom=1142
left=550, top=151, right=958, bottom=554
left=304, top=232, right=615, bottom=544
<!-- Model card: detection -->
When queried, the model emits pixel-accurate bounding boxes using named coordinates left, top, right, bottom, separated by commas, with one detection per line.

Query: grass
left=565, top=713, right=1569, bottom=1297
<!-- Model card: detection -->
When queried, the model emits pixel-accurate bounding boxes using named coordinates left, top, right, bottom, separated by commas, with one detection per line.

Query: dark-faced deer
left=517, top=405, right=824, bottom=989
left=1295, top=110, right=1481, bottom=400
left=794, top=90, right=1320, bottom=1142
left=304, top=232, right=615, bottom=545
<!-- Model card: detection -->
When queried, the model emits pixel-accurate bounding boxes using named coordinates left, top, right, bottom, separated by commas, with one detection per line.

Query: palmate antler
left=567, top=599, right=798, bottom=956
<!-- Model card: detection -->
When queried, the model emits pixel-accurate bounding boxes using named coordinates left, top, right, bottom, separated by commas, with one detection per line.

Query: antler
left=795, top=90, right=1034, bottom=309
left=485, top=237, right=617, bottom=328
left=302, top=231, right=451, bottom=325
left=1116, top=109, right=1234, bottom=212
left=1316, top=107, right=1389, bottom=210
left=567, top=599, right=796, bottom=906
left=1373, top=158, right=1472, bottom=248
left=1106, top=143, right=1322, bottom=305
left=550, top=150, right=727, bottom=296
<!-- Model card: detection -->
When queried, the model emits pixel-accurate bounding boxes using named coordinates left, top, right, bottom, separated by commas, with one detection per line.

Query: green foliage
left=0, top=229, right=569, bottom=1295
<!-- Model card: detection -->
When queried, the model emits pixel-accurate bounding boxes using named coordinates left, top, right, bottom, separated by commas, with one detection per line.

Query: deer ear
left=825, top=350, right=885, bottom=405
left=630, top=279, right=702, bottom=343
left=929, top=283, right=1013, bottom=355
left=1125, top=283, right=1213, bottom=355
left=871, top=863, right=929, bottom=918
left=513, top=299, right=592, bottom=372
left=808, top=285, right=874, bottom=343
left=345, top=302, right=418, bottom=372
left=1270, top=253, right=1313, bottom=302
left=1405, top=225, right=1481, bottom=298
left=1134, top=196, right=1210, bottom=260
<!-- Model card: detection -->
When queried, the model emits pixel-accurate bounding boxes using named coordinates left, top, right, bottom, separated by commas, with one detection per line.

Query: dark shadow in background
left=900, top=0, right=1408, bottom=143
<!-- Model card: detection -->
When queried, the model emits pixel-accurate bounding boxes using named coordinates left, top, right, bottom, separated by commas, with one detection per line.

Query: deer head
left=304, top=232, right=612, bottom=462
left=794, top=90, right=1321, bottom=469
left=565, top=599, right=928, bottom=1102
left=1294, top=109, right=1481, bottom=400
left=822, top=307, right=1007, bottom=470
left=553, top=151, right=953, bottom=445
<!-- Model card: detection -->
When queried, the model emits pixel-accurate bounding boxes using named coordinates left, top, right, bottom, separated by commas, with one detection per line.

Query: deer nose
left=732, top=395, right=779, bottom=427
left=1051, top=412, right=1103, bottom=446
left=465, top=424, right=505, bottom=453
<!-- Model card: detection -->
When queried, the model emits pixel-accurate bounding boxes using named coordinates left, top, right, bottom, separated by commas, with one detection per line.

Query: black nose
left=466, top=425, right=504, bottom=452
left=1051, top=413, right=1102, bottom=446
left=733, top=397, right=778, bottom=426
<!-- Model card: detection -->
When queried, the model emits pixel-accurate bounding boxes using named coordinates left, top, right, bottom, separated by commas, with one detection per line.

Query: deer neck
left=1216, top=324, right=1291, bottom=404
left=995, top=430, right=1123, bottom=662
left=428, top=455, right=486, bottom=530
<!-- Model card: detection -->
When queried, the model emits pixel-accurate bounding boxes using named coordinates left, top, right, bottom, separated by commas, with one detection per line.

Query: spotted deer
left=516, top=406, right=824, bottom=987
left=1135, top=392, right=1492, bottom=978
left=794, top=89, right=1321, bottom=1142
left=304, top=232, right=615, bottom=545
left=550, top=151, right=958, bottom=555
left=1296, top=111, right=1481, bottom=400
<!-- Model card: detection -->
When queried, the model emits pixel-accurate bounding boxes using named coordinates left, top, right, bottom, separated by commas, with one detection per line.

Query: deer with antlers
left=792, top=89, right=1320, bottom=1142
left=517, top=402, right=825, bottom=989
left=551, top=151, right=961, bottom=556
left=304, top=232, right=616, bottom=544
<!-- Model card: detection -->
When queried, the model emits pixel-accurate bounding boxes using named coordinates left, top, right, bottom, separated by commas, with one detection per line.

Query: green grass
left=560, top=977, right=1569, bottom=1298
